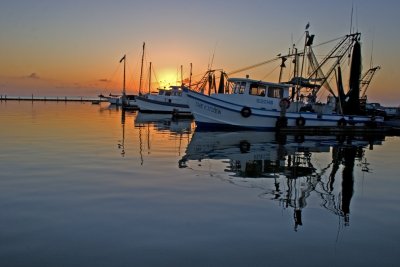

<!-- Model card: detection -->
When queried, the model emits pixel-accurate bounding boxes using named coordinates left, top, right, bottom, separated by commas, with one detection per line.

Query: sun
left=156, top=69, right=181, bottom=88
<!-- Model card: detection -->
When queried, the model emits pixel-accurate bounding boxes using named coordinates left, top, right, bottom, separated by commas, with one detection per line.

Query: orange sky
left=1, top=0, right=400, bottom=106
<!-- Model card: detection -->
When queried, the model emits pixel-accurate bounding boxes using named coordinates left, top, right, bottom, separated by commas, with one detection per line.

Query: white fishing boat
left=135, top=85, right=191, bottom=114
left=184, top=31, right=384, bottom=130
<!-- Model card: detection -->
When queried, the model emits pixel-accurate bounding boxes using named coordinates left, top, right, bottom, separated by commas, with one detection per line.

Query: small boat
left=184, top=30, right=384, bottom=131
left=98, top=93, right=119, bottom=105
left=135, top=85, right=191, bottom=114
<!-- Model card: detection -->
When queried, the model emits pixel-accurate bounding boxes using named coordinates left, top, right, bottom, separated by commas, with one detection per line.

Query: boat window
left=249, top=83, right=266, bottom=96
left=239, top=82, right=246, bottom=94
left=165, top=91, right=171, bottom=96
left=232, top=82, right=246, bottom=94
left=267, top=86, right=283, bottom=98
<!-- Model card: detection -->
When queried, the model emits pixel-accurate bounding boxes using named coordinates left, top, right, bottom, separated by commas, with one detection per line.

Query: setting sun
left=156, top=68, right=184, bottom=89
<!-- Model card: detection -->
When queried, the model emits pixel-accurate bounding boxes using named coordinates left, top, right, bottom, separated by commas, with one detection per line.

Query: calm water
left=1, top=101, right=400, bottom=267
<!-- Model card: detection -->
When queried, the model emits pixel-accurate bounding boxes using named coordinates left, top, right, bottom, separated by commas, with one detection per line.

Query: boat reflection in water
left=180, top=130, right=385, bottom=231
left=134, top=111, right=193, bottom=134
left=134, top=112, right=194, bottom=164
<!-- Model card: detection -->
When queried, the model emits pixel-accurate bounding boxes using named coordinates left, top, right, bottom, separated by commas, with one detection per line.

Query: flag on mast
left=119, top=55, right=126, bottom=63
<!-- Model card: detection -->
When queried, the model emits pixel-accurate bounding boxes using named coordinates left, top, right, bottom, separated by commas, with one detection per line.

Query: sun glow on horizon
left=156, top=69, right=183, bottom=89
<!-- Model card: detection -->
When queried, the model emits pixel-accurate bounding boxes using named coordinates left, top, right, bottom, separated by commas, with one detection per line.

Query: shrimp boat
left=135, top=62, right=192, bottom=115
left=135, top=85, right=191, bottom=114
left=183, top=30, right=384, bottom=130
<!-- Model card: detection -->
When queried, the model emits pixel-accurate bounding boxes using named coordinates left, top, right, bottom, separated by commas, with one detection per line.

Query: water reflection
left=134, top=111, right=193, bottom=164
left=181, top=130, right=385, bottom=231
left=134, top=112, right=193, bottom=134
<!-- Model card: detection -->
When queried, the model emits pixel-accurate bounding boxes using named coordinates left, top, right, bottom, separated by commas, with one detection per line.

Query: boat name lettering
left=256, top=99, right=273, bottom=105
left=196, top=101, right=221, bottom=114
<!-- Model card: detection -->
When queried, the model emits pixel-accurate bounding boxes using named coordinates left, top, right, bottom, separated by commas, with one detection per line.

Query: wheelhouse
left=157, top=86, right=183, bottom=97
left=228, top=78, right=290, bottom=99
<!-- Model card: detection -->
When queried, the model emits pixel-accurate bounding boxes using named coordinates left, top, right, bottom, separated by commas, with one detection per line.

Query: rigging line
left=228, top=57, right=280, bottom=76
left=226, top=36, right=344, bottom=78
left=311, top=36, right=345, bottom=49
left=293, top=31, right=306, bottom=48
left=151, top=63, right=160, bottom=89
left=261, top=64, right=280, bottom=81
left=125, top=61, right=136, bottom=93
left=103, top=63, right=122, bottom=91
left=208, top=42, right=218, bottom=70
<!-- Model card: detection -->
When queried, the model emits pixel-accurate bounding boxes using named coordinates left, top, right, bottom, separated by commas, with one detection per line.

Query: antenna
left=209, top=42, right=218, bottom=70
left=370, top=39, right=374, bottom=69
left=350, top=3, right=353, bottom=34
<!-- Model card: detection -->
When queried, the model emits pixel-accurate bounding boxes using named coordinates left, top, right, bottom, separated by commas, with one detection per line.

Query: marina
left=2, top=1, right=400, bottom=266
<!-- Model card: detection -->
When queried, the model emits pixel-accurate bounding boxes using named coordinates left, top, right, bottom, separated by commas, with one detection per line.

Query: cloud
left=27, top=73, right=40, bottom=79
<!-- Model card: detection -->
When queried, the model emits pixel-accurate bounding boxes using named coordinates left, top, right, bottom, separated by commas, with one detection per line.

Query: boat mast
left=189, top=63, right=192, bottom=88
left=148, top=62, right=152, bottom=94
left=139, top=42, right=145, bottom=95
left=119, top=54, right=126, bottom=105
left=180, top=65, right=183, bottom=86
left=278, top=56, right=287, bottom=83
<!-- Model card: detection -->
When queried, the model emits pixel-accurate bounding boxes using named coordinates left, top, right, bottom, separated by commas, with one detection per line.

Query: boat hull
left=136, top=95, right=191, bottom=114
left=184, top=88, right=383, bottom=130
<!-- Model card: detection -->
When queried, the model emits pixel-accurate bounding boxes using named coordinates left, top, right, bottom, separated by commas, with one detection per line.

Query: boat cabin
left=228, top=78, right=290, bottom=99
left=157, top=86, right=183, bottom=97
left=223, top=78, right=291, bottom=111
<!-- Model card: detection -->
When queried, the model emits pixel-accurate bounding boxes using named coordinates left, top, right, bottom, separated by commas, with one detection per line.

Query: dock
left=278, top=125, right=399, bottom=136
left=0, top=95, right=107, bottom=102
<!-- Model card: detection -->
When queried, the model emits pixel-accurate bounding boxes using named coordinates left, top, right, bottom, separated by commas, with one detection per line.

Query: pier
left=0, top=95, right=107, bottom=102
left=278, top=125, right=400, bottom=136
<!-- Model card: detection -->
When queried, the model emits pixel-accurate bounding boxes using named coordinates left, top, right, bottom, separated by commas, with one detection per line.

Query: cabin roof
left=157, top=85, right=183, bottom=91
left=227, top=77, right=290, bottom=88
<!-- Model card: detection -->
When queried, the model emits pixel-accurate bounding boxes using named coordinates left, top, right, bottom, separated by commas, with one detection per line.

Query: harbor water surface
left=1, top=101, right=400, bottom=267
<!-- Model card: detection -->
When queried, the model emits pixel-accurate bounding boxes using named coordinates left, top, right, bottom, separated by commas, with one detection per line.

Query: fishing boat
left=135, top=85, right=191, bottom=114
left=183, top=30, right=384, bottom=130
left=135, top=62, right=192, bottom=115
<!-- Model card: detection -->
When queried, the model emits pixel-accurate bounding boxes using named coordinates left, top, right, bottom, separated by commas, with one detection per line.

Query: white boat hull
left=107, top=96, right=120, bottom=105
left=184, top=88, right=383, bottom=130
left=136, top=95, right=191, bottom=114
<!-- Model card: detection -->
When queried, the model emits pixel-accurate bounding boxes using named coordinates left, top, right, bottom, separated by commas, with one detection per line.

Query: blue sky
left=1, top=0, right=400, bottom=105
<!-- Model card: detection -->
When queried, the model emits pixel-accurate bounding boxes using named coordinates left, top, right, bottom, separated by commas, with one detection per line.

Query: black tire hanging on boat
left=279, top=98, right=291, bottom=109
left=240, top=106, right=252, bottom=118
left=338, top=118, right=347, bottom=127
left=296, top=116, right=306, bottom=127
